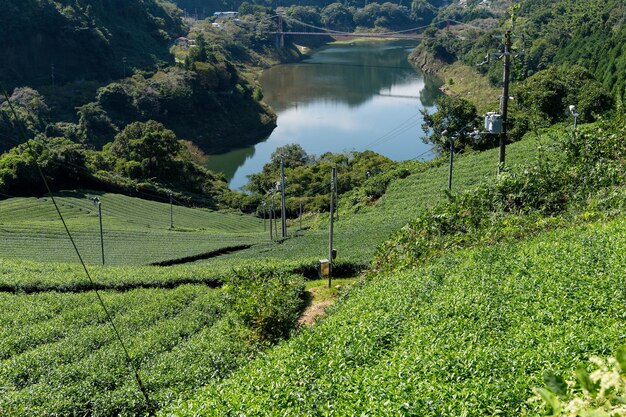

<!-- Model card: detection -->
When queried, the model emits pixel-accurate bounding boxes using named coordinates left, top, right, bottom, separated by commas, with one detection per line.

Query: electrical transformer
left=484, top=112, right=503, bottom=134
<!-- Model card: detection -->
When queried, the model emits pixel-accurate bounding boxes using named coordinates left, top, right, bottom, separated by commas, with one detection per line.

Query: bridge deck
left=274, top=32, right=427, bottom=39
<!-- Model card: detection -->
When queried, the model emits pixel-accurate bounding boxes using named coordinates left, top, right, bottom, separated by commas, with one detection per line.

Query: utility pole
left=334, top=182, right=339, bottom=221
left=273, top=192, right=278, bottom=238
left=280, top=157, right=287, bottom=238
left=262, top=201, right=267, bottom=232
left=93, top=197, right=105, bottom=265
left=448, top=133, right=454, bottom=191
left=168, top=191, right=173, bottom=229
left=299, top=201, right=302, bottom=231
left=122, top=57, right=127, bottom=78
left=499, top=30, right=512, bottom=172
left=328, top=166, right=336, bottom=288
left=269, top=193, right=274, bottom=241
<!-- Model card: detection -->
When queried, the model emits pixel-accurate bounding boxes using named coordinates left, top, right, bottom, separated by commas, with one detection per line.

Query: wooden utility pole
left=269, top=191, right=274, bottom=241
left=168, top=191, right=173, bottom=229
left=499, top=30, right=512, bottom=171
left=280, top=157, right=287, bottom=238
left=328, top=166, right=336, bottom=288
left=448, top=135, right=454, bottom=191
left=262, top=201, right=267, bottom=232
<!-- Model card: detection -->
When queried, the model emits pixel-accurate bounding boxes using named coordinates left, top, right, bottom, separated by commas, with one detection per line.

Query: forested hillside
left=0, top=0, right=185, bottom=88
left=172, top=0, right=449, bottom=15
left=418, top=0, right=626, bottom=97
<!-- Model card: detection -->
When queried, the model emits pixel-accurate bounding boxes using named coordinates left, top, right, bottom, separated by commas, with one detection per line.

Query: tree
left=270, top=144, right=312, bottom=169
left=321, top=3, right=355, bottom=32
left=106, top=120, right=182, bottom=180
left=421, top=96, right=481, bottom=153
left=0, top=87, right=49, bottom=152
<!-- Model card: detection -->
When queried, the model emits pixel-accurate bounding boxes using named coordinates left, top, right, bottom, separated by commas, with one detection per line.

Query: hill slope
left=169, top=214, right=626, bottom=416
left=0, top=191, right=263, bottom=265
left=0, top=0, right=184, bottom=88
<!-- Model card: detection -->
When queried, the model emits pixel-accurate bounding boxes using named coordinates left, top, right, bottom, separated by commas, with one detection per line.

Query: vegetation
left=164, top=104, right=626, bottom=417
left=169, top=216, right=626, bottom=416
left=0, top=268, right=305, bottom=416
left=421, top=95, right=486, bottom=153
left=3, top=2, right=626, bottom=417
left=531, top=347, right=626, bottom=416
left=0, top=191, right=263, bottom=266
left=0, top=0, right=184, bottom=88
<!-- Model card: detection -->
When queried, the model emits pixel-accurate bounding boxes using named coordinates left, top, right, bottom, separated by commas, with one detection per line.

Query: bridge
left=266, top=12, right=437, bottom=47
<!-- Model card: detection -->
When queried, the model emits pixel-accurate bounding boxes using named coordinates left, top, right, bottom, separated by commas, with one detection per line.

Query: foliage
left=244, top=145, right=396, bottom=215
left=321, top=3, right=355, bottom=32
left=0, top=87, right=50, bottom=152
left=421, top=95, right=484, bottom=153
left=168, top=215, right=626, bottom=416
left=421, top=0, right=626, bottom=100
left=509, top=65, right=613, bottom=141
left=0, top=137, right=93, bottom=195
left=377, top=110, right=626, bottom=273
left=0, top=0, right=184, bottom=88
left=224, top=268, right=305, bottom=343
left=530, top=347, right=626, bottom=416
left=0, top=266, right=305, bottom=416
left=81, top=65, right=275, bottom=153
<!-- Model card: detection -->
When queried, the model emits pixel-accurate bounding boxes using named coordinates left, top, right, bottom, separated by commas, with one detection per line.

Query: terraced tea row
left=0, top=192, right=265, bottom=265
left=0, top=269, right=305, bottom=417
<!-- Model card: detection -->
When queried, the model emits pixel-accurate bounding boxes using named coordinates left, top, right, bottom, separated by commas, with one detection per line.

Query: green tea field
left=0, top=191, right=264, bottom=265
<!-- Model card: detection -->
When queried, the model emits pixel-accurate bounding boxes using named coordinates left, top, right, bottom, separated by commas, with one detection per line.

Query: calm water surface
left=206, top=41, right=441, bottom=189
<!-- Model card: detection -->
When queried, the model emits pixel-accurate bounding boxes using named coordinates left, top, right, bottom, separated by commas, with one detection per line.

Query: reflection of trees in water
left=420, top=76, right=443, bottom=108
left=262, top=43, right=440, bottom=111
left=205, top=145, right=256, bottom=182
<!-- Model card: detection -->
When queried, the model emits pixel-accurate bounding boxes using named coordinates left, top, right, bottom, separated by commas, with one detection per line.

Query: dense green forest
left=0, top=0, right=185, bottom=87
left=418, top=0, right=626, bottom=98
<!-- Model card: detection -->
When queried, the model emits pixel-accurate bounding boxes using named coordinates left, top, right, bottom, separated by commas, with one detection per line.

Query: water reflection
left=206, top=146, right=256, bottom=180
left=263, top=44, right=426, bottom=111
left=206, top=41, right=441, bottom=190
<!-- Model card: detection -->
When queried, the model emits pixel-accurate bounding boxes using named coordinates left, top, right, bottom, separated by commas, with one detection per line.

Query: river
left=205, top=40, right=442, bottom=190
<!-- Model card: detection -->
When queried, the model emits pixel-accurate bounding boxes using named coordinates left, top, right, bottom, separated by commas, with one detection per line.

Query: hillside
left=0, top=191, right=263, bottom=266
left=3, top=1, right=626, bottom=415
left=0, top=0, right=184, bottom=88
left=170, top=215, right=626, bottom=416
left=3, top=109, right=626, bottom=415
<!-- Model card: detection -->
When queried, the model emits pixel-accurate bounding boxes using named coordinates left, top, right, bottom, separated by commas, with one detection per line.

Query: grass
left=304, top=277, right=359, bottom=303
left=438, top=61, right=501, bottom=114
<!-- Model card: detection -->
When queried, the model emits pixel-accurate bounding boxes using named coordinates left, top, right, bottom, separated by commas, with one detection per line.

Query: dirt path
left=298, top=298, right=333, bottom=326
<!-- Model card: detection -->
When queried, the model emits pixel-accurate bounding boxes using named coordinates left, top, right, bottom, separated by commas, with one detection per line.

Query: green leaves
left=576, top=368, right=600, bottom=396
left=543, top=371, right=568, bottom=397
left=616, top=346, right=626, bottom=374
left=169, top=216, right=626, bottom=416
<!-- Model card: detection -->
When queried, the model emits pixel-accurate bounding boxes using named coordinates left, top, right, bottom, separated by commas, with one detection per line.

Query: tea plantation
left=3, top=120, right=626, bottom=416
left=169, top=217, right=626, bottom=416
left=0, top=192, right=264, bottom=265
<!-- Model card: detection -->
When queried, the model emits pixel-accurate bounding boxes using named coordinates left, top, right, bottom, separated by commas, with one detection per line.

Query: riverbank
left=408, top=47, right=499, bottom=114
left=207, top=40, right=439, bottom=189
